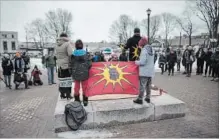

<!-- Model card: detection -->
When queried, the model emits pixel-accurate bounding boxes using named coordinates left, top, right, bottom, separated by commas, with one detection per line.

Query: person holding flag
left=124, top=28, right=142, bottom=61
left=133, top=36, right=155, bottom=104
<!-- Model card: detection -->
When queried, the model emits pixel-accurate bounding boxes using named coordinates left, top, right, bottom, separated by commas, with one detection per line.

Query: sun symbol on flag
left=132, top=45, right=141, bottom=59
left=87, top=63, right=138, bottom=92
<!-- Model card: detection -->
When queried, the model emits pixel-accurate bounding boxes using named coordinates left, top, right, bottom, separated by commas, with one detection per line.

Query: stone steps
left=54, top=93, right=186, bottom=133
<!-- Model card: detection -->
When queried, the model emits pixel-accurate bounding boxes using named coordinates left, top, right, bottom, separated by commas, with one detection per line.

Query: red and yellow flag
left=86, top=62, right=139, bottom=97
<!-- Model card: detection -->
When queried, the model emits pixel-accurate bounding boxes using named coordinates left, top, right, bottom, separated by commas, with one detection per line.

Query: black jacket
left=184, top=49, right=195, bottom=64
left=125, top=35, right=141, bottom=61
left=167, top=53, right=177, bottom=64
left=211, top=51, right=219, bottom=67
left=71, top=49, right=92, bottom=81
left=2, top=58, right=13, bottom=75
left=196, top=48, right=205, bottom=60
left=204, top=51, right=213, bottom=64
left=159, top=55, right=166, bottom=64
left=119, top=53, right=128, bottom=61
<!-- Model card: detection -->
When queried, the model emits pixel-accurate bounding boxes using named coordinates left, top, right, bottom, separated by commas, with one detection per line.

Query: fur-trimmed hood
left=57, top=37, right=70, bottom=46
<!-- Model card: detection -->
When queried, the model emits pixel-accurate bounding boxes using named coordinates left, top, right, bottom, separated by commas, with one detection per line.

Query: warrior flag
left=86, top=62, right=139, bottom=97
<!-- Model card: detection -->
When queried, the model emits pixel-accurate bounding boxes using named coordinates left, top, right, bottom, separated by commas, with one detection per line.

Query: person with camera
left=14, top=52, right=29, bottom=89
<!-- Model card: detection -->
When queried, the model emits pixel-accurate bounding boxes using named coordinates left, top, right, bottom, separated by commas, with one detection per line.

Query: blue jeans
left=47, top=67, right=55, bottom=84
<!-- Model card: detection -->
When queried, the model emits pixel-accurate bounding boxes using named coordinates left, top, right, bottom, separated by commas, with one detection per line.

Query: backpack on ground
left=64, top=101, right=87, bottom=131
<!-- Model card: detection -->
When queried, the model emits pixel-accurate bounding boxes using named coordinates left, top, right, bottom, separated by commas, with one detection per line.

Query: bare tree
left=161, top=13, right=177, bottom=47
left=44, top=8, right=73, bottom=42
left=176, top=9, right=197, bottom=46
left=109, top=14, right=137, bottom=43
left=189, top=0, right=218, bottom=41
left=141, top=15, right=161, bottom=43
left=27, top=19, right=48, bottom=50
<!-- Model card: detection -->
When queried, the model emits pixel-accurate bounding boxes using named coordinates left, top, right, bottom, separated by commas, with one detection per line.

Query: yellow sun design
left=88, top=63, right=137, bottom=92
left=132, top=45, right=141, bottom=59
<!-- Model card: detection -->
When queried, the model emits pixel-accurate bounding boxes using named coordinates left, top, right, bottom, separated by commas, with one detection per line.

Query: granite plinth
left=54, top=93, right=186, bottom=133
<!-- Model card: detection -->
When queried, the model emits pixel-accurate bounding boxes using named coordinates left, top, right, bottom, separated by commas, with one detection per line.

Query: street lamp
left=86, top=45, right=88, bottom=52
left=146, top=8, right=151, bottom=44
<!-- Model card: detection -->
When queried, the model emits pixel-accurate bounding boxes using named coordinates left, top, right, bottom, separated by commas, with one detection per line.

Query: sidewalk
left=0, top=69, right=58, bottom=137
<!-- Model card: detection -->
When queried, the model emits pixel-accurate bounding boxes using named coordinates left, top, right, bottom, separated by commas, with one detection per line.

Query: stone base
left=54, top=92, right=186, bottom=133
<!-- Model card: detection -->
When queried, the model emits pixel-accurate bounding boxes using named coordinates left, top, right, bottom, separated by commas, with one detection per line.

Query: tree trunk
left=189, top=35, right=191, bottom=46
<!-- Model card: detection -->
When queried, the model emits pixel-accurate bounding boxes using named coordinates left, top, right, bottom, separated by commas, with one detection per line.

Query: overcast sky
left=0, top=1, right=206, bottom=42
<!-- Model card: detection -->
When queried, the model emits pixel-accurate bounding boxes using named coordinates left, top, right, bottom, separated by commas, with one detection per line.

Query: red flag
left=86, top=62, right=139, bottom=97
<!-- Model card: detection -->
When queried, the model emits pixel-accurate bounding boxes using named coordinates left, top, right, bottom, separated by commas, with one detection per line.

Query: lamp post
left=86, top=45, right=88, bottom=52
left=146, top=8, right=151, bottom=44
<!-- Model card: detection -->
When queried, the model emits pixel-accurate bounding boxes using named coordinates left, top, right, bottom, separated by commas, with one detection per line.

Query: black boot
left=83, top=95, right=88, bottom=106
left=60, top=92, right=66, bottom=99
left=66, top=92, right=73, bottom=100
left=144, top=98, right=150, bottom=103
left=74, top=95, right=80, bottom=102
left=133, top=98, right=143, bottom=104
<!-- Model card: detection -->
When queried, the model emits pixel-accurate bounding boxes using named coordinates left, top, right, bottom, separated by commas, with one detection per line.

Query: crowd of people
left=158, top=45, right=219, bottom=81
left=1, top=27, right=219, bottom=107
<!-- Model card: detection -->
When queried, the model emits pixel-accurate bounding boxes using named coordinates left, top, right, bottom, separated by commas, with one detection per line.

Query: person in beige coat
left=56, top=33, right=74, bottom=100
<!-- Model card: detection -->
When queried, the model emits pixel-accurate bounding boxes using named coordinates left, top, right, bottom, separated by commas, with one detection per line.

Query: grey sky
left=0, top=1, right=206, bottom=42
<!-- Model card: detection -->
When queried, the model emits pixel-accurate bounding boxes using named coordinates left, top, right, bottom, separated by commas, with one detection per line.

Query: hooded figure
left=124, top=28, right=142, bottom=61
left=71, top=39, right=92, bottom=106
left=133, top=37, right=155, bottom=105
left=56, top=33, right=74, bottom=100
left=1, top=54, right=13, bottom=88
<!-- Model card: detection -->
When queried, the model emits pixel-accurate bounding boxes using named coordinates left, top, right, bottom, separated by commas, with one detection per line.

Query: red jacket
left=31, top=70, right=42, bottom=81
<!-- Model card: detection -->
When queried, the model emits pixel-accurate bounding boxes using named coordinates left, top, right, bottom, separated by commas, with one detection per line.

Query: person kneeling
left=71, top=39, right=92, bottom=106
left=31, top=65, right=43, bottom=86
left=133, top=37, right=155, bottom=104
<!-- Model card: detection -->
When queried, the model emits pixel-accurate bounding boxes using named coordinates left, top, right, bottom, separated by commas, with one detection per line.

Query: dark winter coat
left=119, top=53, right=128, bottom=61
left=71, top=49, right=91, bottom=81
left=184, top=49, right=195, bottom=64
left=125, top=35, right=142, bottom=61
left=211, top=51, right=219, bottom=67
left=14, top=57, right=25, bottom=73
left=2, top=58, right=13, bottom=75
left=167, top=52, right=177, bottom=64
left=159, top=54, right=166, bottom=64
left=196, top=48, right=205, bottom=60
left=204, top=51, right=213, bottom=64
left=22, top=55, right=30, bottom=70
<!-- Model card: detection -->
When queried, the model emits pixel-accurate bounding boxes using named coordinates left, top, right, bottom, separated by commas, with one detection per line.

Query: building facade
left=0, top=31, right=18, bottom=55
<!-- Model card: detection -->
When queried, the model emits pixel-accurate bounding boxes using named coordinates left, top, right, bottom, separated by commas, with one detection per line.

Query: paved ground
left=0, top=65, right=219, bottom=137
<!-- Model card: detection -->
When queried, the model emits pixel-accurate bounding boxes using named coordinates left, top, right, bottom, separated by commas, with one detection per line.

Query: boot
left=74, top=95, right=80, bottom=102
left=66, top=92, right=73, bottom=100
left=60, top=92, right=66, bottom=99
left=144, top=98, right=150, bottom=103
left=83, top=95, right=88, bottom=106
left=133, top=98, right=143, bottom=105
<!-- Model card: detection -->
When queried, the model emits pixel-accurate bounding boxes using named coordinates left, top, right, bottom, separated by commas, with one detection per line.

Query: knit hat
left=75, top=39, right=83, bottom=49
left=134, top=28, right=140, bottom=34
left=138, top=36, right=148, bottom=47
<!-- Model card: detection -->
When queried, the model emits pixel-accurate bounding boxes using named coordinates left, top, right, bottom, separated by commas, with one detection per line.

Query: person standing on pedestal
left=71, top=39, right=92, bottom=106
left=124, top=28, right=142, bottom=61
left=133, top=37, right=155, bottom=104
left=56, top=33, right=74, bottom=100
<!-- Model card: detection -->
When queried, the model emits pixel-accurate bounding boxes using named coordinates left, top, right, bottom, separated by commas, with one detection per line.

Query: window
left=2, top=34, right=7, bottom=38
left=12, top=34, right=14, bottom=38
left=3, top=41, right=8, bottom=50
left=12, top=42, right=16, bottom=50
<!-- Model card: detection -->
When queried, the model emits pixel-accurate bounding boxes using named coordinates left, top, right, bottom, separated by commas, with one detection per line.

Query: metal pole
left=179, top=32, right=182, bottom=47
left=147, top=14, right=150, bottom=43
